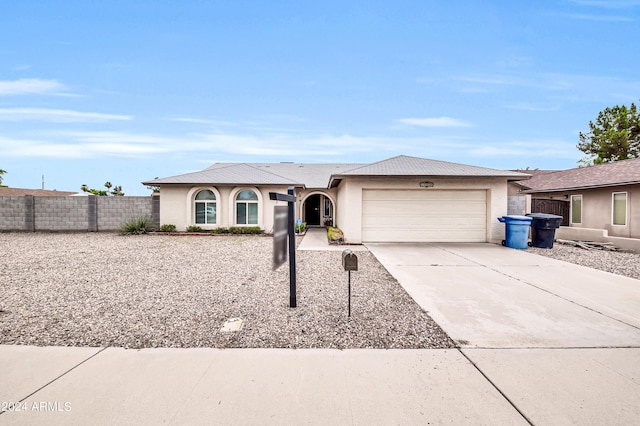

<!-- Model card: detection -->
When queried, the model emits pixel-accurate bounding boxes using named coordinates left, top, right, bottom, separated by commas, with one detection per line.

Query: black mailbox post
left=342, top=249, right=358, bottom=317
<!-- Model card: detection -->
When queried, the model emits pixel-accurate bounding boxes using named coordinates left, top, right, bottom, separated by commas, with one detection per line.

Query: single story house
left=143, top=155, right=530, bottom=244
left=519, top=157, right=640, bottom=241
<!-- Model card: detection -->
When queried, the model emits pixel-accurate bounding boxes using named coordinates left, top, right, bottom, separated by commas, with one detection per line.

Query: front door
left=304, top=194, right=322, bottom=226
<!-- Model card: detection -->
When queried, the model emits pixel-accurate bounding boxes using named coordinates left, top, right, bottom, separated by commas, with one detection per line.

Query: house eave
left=329, top=173, right=529, bottom=187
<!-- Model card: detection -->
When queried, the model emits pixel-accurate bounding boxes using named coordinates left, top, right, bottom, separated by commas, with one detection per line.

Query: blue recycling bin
left=498, top=215, right=532, bottom=249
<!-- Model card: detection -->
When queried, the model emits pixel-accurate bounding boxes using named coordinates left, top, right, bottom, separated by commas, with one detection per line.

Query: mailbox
left=342, top=249, right=358, bottom=271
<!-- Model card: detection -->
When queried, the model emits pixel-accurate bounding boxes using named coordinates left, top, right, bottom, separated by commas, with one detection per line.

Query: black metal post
left=348, top=270, right=351, bottom=317
left=287, top=186, right=297, bottom=308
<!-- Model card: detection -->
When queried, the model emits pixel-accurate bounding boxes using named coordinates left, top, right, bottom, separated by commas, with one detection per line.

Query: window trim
left=230, top=187, right=262, bottom=226
left=194, top=189, right=217, bottom=225
left=570, top=194, right=582, bottom=225
left=612, top=192, right=627, bottom=226
left=187, top=187, right=221, bottom=228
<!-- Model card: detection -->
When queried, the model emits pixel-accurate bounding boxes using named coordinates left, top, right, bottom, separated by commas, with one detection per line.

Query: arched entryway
left=303, top=193, right=334, bottom=227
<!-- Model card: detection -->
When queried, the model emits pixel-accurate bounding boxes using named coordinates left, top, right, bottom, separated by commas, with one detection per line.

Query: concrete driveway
left=367, top=243, right=640, bottom=425
left=367, top=243, right=640, bottom=348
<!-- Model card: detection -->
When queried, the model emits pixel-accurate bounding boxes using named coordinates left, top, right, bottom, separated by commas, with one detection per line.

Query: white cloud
left=0, top=108, right=132, bottom=122
left=469, top=139, right=578, bottom=159
left=506, top=103, right=560, bottom=112
left=568, top=0, right=640, bottom=8
left=398, top=117, right=472, bottom=128
left=0, top=78, right=68, bottom=96
left=0, top=129, right=398, bottom=160
left=568, top=13, right=634, bottom=21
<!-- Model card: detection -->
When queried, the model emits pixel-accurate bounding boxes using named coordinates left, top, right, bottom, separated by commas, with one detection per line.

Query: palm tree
left=80, top=184, right=89, bottom=193
left=112, top=185, right=124, bottom=196
left=104, top=181, right=112, bottom=193
left=0, top=169, right=6, bottom=186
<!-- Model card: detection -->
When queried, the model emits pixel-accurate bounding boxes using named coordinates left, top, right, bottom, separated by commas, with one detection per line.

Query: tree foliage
left=0, top=169, right=6, bottom=186
left=577, top=102, right=640, bottom=166
left=81, top=181, right=124, bottom=196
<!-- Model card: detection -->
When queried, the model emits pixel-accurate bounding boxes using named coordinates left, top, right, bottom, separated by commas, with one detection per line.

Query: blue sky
left=1, top=0, right=639, bottom=195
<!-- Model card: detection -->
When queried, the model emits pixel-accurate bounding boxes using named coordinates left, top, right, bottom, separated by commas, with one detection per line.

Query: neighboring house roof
left=143, top=155, right=530, bottom=189
left=0, top=187, right=78, bottom=196
left=521, top=157, right=640, bottom=193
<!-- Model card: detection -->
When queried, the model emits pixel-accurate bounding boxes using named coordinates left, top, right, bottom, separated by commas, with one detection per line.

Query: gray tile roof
left=143, top=155, right=529, bottom=189
left=522, top=157, right=640, bottom=192
left=144, top=163, right=299, bottom=186
left=249, top=163, right=364, bottom=188
left=334, top=155, right=530, bottom=178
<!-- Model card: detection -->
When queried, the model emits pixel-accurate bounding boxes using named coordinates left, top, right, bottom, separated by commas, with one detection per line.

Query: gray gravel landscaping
left=0, top=233, right=454, bottom=349
left=529, top=243, right=640, bottom=280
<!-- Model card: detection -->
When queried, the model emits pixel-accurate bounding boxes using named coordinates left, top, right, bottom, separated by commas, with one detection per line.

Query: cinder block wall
left=0, top=196, right=32, bottom=231
left=34, top=196, right=90, bottom=231
left=97, top=196, right=156, bottom=231
left=0, top=195, right=159, bottom=232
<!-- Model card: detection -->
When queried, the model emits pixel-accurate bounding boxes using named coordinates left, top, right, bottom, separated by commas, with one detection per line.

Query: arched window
left=236, top=190, right=258, bottom=225
left=195, top=190, right=216, bottom=224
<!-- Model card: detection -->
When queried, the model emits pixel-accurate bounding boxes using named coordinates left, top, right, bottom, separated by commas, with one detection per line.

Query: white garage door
left=362, top=189, right=487, bottom=242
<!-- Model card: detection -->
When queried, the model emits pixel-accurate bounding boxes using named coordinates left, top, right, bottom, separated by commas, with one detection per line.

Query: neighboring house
left=508, top=170, right=571, bottom=222
left=520, top=158, right=640, bottom=240
left=144, top=155, right=529, bottom=244
left=0, top=187, right=78, bottom=196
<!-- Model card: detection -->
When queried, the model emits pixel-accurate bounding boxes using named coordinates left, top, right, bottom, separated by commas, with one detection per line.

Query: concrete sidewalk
left=1, top=346, right=528, bottom=425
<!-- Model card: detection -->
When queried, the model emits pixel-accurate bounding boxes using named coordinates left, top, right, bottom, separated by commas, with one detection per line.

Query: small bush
left=186, top=225, right=204, bottom=233
left=295, top=221, right=307, bottom=233
left=211, top=227, right=230, bottom=234
left=159, top=224, right=176, bottom=232
left=229, top=226, right=262, bottom=234
left=120, top=216, right=154, bottom=235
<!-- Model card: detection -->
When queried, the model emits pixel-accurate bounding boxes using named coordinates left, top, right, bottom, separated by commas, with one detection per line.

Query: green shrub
left=295, top=221, right=307, bottom=233
left=211, top=227, right=230, bottom=234
left=159, top=224, right=176, bottom=232
left=186, top=225, right=204, bottom=233
left=229, top=226, right=262, bottom=234
left=120, top=216, right=154, bottom=235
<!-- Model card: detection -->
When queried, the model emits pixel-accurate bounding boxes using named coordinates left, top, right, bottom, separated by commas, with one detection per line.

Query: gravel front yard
left=0, top=233, right=455, bottom=349
left=529, top=243, right=640, bottom=280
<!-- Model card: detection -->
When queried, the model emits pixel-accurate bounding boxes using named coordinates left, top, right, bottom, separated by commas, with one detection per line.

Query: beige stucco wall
left=531, top=184, right=638, bottom=238
left=159, top=178, right=512, bottom=242
left=334, top=176, right=511, bottom=244
left=159, top=185, right=342, bottom=232
left=159, top=184, right=295, bottom=232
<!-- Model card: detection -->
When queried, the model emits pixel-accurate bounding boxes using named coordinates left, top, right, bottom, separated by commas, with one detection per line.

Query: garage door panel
left=363, top=190, right=486, bottom=202
left=362, top=189, right=487, bottom=243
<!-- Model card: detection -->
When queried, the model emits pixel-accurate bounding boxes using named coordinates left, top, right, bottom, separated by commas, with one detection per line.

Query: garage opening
left=362, top=189, right=487, bottom=242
